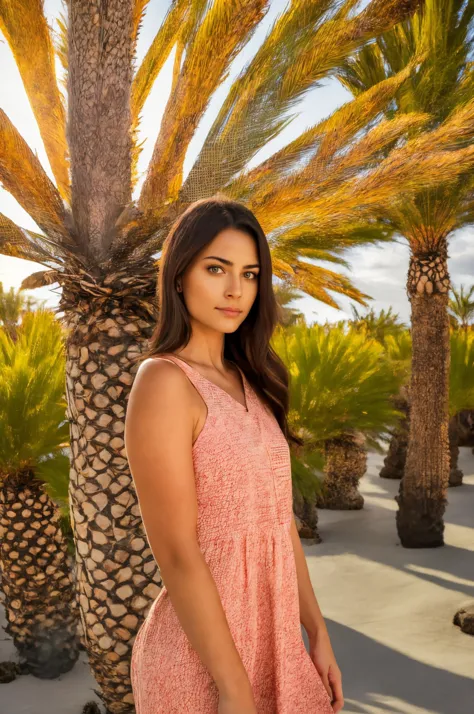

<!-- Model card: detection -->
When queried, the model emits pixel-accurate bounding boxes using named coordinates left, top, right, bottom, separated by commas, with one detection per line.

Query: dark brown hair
left=137, top=195, right=302, bottom=447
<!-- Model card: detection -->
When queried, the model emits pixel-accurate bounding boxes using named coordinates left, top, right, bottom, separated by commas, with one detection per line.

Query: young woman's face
left=180, top=227, right=260, bottom=333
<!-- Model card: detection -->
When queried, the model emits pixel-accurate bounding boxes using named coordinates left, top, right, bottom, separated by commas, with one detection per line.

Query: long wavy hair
left=136, top=195, right=302, bottom=447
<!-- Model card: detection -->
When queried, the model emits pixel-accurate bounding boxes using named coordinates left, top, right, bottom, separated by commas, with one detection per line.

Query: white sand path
left=2, top=447, right=473, bottom=713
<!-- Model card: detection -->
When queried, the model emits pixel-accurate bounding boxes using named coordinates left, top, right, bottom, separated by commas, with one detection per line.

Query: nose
left=225, top=274, right=243, bottom=297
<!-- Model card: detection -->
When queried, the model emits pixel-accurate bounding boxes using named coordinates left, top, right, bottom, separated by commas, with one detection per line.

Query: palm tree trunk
left=318, top=431, right=366, bottom=509
left=380, top=388, right=410, bottom=479
left=396, top=243, right=451, bottom=547
left=63, top=269, right=161, bottom=714
left=448, top=414, right=463, bottom=487
left=0, top=471, right=80, bottom=678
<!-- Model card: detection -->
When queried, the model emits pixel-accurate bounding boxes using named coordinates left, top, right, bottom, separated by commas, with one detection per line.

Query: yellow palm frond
left=0, top=212, right=61, bottom=266
left=0, top=110, right=68, bottom=241
left=284, top=0, right=422, bottom=95
left=133, top=0, right=152, bottom=47
left=272, top=257, right=373, bottom=310
left=178, top=0, right=422, bottom=205
left=251, top=110, right=432, bottom=230
left=228, top=54, right=425, bottom=199
left=138, top=0, right=270, bottom=211
left=0, top=0, right=70, bottom=202
left=131, top=0, right=192, bottom=187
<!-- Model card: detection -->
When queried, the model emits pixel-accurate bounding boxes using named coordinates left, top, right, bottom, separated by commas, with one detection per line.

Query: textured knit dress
left=130, top=353, right=334, bottom=714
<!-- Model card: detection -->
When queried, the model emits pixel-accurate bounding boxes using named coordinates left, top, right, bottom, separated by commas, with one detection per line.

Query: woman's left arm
left=289, top=514, right=345, bottom=712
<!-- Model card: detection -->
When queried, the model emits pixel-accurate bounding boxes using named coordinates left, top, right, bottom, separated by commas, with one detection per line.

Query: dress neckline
left=161, top=353, right=250, bottom=413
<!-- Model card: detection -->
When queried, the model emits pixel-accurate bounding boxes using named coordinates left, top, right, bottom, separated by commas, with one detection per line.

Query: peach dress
left=130, top=354, right=334, bottom=714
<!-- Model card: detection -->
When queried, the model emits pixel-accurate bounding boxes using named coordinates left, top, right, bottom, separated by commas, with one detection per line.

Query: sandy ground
left=2, top=446, right=473, bottom=714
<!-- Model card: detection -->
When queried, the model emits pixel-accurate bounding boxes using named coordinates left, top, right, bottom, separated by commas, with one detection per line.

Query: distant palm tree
left=0, top=309, right=79, bottom=680
left=338, top=0, right=474, bottom=548
left=273, top=279, right=305, bottom=326
left=2, top=0, right=473, bottom=708
left=348, top=304, right=407, bottom=343
left=449, top=284, right=474, bottom=330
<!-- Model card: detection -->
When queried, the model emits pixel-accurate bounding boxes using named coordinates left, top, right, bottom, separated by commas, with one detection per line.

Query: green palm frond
left=272, top=321, right=406, bottom=450
left=450, top=329, right=474, bottom=415
left=0, top=309, right=68, bottom=477
left=449, top=283, right=474, bottom=328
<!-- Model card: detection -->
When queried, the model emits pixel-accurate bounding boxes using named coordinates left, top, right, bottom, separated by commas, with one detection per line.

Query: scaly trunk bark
left=318, top=432, right=366, bottom=510
left=62, top=265, right=160, bottom=714
left=448, top=414, right=463, bottom=487
left=396, top=243, right=451, bottom=547
left=0, top=471, right=80, bottom=679
left=380, top=387, right=410, bottom=480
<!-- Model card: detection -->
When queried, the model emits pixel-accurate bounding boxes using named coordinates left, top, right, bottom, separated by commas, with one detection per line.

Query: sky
left=0, top=0, right=473, bottom=326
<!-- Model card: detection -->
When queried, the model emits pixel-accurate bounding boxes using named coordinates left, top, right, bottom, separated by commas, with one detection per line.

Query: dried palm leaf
left=0, top=110, right=69, bottom=242
left=0, top=0, right=69, bottom=201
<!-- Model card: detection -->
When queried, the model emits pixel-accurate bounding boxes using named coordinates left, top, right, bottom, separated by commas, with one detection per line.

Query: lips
left=216, top=308, right=242, bottom=315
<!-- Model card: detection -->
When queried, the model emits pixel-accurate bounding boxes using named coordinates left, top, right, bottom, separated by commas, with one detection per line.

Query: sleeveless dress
left=130, top=354, right=334, bottom=714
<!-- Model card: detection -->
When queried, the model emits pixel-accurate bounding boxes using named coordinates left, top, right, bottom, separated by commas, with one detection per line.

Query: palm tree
left=337, top=0, right=474, bottom=548
left=2, top=0, right=474, bottom=708
left=0, top=309, right=79, bottom=679
left=379, top=328, right=474, bottom=487
left=449, top=283, right=474, bottom=330
left=0, top=281, right=42, bottom=340
left=273, top=279, right=305, bottom=326
left=348, top=304, right=407, bottom=343
left=273, top=321, right=405, bottom=524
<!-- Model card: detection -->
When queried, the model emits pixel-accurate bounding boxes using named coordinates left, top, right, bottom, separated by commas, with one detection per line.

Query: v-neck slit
left=160, top=354, right=250, bottom=413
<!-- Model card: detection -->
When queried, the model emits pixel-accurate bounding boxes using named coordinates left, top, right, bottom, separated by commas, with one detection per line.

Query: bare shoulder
left=125, top=356, right=197, bottom=442
left=130, top=356, right=193, bottom=406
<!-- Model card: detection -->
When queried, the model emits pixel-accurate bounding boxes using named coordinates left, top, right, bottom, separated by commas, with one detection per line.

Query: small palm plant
left=448, top=330, right=474, bottom=486
left=0, top=309, right=80, bottom=680
left=0, top=282, right=42, bottom=340
left=449, top=284, right=474, bottom=331
left=273, top=321, right=405, bottom=531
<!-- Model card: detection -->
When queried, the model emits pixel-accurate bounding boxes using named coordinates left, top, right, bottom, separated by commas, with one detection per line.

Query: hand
left=218, top=679, right=258, bottom=714
left=308, top=628, right=344, bottom=712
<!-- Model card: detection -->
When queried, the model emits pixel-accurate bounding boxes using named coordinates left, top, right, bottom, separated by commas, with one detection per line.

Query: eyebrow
left=202, top=255, right=260, bottom=269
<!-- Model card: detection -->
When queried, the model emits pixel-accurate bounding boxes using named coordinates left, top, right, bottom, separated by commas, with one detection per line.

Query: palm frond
left=0, top=110, right=69, bottom=242
left=179, top=1, right=423, bottom=205
left=0, top=309, right=68, bottom=474
left=0, top=212, right=65, bottom=268
left=273, top=258, right=373, bottom=310
left=138, top=0, right=273, bottom=211
left=0, top=0, right=70, bottom=201
left=131, top=0, right=192, bottom=186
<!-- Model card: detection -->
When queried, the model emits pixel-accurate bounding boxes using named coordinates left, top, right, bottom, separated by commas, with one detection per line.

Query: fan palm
left=272, top=321, right=405, bottom=523
left=0, top=309, right=79, bottom=679
left=449, top=283, right=474, bottom=330
left=2, top=0, right=474, bottom=709
left=337, top=0, right=474, bottom=547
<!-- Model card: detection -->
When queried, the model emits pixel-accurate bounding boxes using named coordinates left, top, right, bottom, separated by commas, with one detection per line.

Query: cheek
left=184, top=273, right=220, bottom=313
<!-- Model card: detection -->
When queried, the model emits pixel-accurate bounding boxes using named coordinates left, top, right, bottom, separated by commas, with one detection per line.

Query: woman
left=125, top=196, right=344, bottom=713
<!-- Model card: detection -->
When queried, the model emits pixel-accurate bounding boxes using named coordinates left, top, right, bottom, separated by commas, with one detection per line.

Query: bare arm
left=289, top=514, right=328, bottom=642
left=124, top=359, right=251, bottom=697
